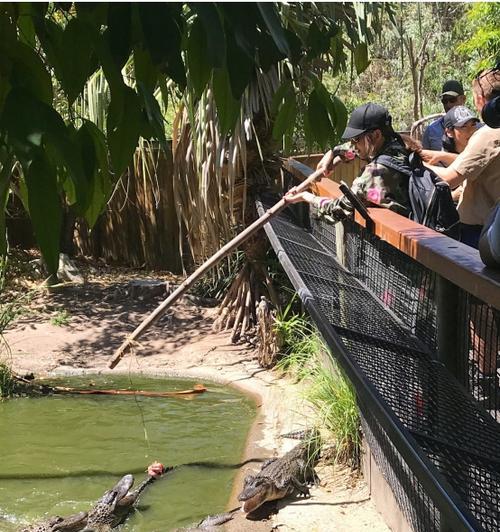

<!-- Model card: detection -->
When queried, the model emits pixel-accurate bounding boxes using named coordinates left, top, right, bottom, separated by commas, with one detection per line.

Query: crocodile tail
left=279, top=428, right=318, bottom=441
left=197, top=511, right=235, bottom=528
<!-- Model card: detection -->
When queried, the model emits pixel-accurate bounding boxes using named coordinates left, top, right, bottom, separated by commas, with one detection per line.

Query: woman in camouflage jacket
left=285, top=103, right=411, bottom=221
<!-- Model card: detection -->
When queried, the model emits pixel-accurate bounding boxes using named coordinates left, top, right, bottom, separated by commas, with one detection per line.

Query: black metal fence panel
left=260, top=199, right=499, bottom=532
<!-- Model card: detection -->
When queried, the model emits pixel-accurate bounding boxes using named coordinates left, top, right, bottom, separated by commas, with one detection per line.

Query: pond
left=0, top=375, right=255, bottom=531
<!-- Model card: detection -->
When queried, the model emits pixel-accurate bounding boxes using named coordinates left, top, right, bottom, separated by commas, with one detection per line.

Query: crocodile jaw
left=240, top=485, right=287, bottom=514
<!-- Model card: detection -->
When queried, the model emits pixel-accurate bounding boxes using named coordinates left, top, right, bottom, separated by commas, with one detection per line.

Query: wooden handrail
left=285, top=158, right=500, bottom=309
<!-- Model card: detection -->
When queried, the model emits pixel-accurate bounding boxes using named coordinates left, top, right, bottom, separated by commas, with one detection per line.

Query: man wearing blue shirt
left=422, top=80, right=466, bottom=150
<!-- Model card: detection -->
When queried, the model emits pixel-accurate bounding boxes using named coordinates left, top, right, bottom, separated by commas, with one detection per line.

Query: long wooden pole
left=109, top=156, right=343, bottom=369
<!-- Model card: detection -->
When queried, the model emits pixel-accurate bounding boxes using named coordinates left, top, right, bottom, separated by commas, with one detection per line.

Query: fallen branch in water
left=12, top=375, right=207, bottom=398
left=50, top=383, right=207, bottom=397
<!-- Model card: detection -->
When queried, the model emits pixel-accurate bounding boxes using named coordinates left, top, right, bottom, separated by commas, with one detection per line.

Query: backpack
left=374, top=152, right=460, bottom=239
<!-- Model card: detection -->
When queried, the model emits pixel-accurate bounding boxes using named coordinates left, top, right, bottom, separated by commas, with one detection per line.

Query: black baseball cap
left=441, top=80, right=464, bottom=97
left=443, top=106, right=478, bottom=128
left=342, top=103, right=392, bottom=140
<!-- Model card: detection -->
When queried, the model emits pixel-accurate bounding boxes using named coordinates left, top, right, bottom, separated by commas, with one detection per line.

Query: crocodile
left=21, top=463, right=165, bottom=532
left=237, top=432, right=320, bottom=514
left=21, top=512, right=88, bottom=532
left=82, top=468, right=163, bottom=531
left=176, top=510, right=236, bottom=531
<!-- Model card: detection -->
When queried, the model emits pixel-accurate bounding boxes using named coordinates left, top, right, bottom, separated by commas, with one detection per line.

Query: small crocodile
left=176, top=511, right=236, bottom=531
left=237, top=432, right=320, bottom=514
left=20, top=512, right=88, bottom=532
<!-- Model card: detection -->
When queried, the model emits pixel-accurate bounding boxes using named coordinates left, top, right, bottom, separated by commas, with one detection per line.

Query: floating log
left=48, top=383, right=207, bottom=398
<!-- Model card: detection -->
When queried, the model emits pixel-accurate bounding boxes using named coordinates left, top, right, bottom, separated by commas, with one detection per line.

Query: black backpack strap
left=373, top=153, right=412, bottom=178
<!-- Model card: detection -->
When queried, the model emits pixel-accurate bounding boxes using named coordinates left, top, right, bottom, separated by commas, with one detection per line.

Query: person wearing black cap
left=422, top=80, right=466, bottom=151
left=424, top=69, right=500, bottom=250
left=421, top=105, right=480, bottom=167
left=284, top=102, right=411, bottom=222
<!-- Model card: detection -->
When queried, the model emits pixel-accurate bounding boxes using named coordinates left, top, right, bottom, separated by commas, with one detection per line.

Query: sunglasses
left=441, top=96, right=458, bottom=104
left=351, top=130, right=375, bottom=144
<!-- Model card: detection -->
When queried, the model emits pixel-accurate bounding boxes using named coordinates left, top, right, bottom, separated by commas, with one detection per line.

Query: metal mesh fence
left=343, top=220, right=438, bottom=356
left=260, top=200, right=500, bottom=531
left=361, top=409, right=440, bottom=532
left=456, top=292, right=500, bottom=421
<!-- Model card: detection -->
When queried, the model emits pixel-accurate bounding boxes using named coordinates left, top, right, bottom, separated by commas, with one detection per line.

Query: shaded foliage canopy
left=0, top=2, right=387, bottom=273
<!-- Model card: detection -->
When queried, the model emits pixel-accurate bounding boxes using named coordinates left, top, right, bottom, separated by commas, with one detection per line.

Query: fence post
left=435, top=274, right=462, bottom=532
left=435, top=275, right=462, bottom=381
left=335, top=222, right=345, bottom=266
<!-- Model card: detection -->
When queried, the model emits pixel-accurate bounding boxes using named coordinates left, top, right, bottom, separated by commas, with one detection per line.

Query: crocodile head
left=83, top=474, right=135, bottom=531
left=237, top=475, right=288, bottom=514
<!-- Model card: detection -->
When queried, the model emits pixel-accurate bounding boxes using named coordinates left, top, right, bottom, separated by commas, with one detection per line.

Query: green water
left=0, top=375, right=255, bottom=531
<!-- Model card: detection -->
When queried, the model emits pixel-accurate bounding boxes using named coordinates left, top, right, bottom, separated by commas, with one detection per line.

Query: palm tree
left=170, top=3, right=387, bottom=346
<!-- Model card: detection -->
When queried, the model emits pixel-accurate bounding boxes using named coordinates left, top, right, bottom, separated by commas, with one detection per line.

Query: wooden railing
left=286, top=157, right=500, bottom=309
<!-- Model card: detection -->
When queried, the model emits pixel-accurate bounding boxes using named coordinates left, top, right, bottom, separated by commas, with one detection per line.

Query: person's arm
left=421, top=149, right=458, bottom=166
left=423, top=161, right=465, bottom=188
left=316, top=143, right=355, bottom=175
left=284, top=190, right=350, bottom=222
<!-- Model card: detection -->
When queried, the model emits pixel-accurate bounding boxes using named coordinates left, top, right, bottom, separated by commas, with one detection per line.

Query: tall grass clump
left=0, top=256, right=39, bottom=398
left=274, top=296, right=324, bottom=380
left=274, top=306, right=361, bottom=467
left=0, top=362, right=16, bottom=398
left=307, top=363, right=361, bottom=468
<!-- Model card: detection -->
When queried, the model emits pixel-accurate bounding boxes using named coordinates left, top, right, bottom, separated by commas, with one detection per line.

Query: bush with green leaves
left=458, top=3, right=500, bottom=74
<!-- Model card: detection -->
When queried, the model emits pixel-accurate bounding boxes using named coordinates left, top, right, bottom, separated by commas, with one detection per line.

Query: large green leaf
left=212, top=68, right=241, bottom=136
left=134, top=45, right=158, bottom=92
left=256, top=30, right=286, bottom=71
left=106, top=87, right=142, bottom=176
left=257, top=3, right=291, bottom=57
left=137, top=81, right=168, bottom=154
left=313, top=80, right=346, bottom=145
left=271, top=80, right=292, bottom=115
left=33, top=18, right=65, bottom=84
left=25, top=153, right=62, bottom=275
left=272, top=88, right=297, bottom=140
left=138, top=2, right=185, bottom=87
left=226, top=26, right=254, bottom=99
left=307, top=88, right=332, bottom=149
left=220, top=4, right=260, bottom=59
left=59, top=18, right=96, bottom=104
left=331, top=95, right=348, bottom=140
left=76, top=121, right=111, bottom=227
left=91, top=26, right=126, bottom=96
left=186, top=17, right=211, bottom=99
left=106, top=3, right=132, bottom=71
left=353, top=41, right=370, bottom=74
left=189, top=3, right=226, bottom=68
left=1, top=90, right=86, bottom=206
left=16, top=3, right=37, bottom=47
left=9, top=40, right=53, bottom=105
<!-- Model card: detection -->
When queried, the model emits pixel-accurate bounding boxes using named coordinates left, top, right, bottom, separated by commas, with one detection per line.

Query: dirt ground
left=2, top=263, right=389, bottom=532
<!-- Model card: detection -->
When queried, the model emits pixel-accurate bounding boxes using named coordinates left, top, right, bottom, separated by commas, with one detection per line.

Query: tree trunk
left=60, top=206, right=76, bottom=256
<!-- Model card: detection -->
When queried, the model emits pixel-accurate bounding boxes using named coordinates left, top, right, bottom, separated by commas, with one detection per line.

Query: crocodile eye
left=244, top=475, right=255, bottom=485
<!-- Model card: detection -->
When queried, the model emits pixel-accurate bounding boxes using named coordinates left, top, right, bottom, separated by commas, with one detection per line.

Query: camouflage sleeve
left=351, top=160, right=408, bottom=214
left=313, top=160, right=408, bottom=223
